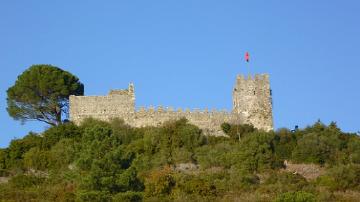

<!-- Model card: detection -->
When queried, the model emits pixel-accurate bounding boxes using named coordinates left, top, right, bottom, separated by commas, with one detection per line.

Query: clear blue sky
left=1, top=1, right=359, bottom=147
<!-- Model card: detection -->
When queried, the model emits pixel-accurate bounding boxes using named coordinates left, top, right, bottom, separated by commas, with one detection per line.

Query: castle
left=69, top=74, right=273, bottom=135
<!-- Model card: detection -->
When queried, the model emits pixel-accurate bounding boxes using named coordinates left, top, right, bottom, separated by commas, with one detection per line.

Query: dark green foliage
left=228, top=167, right=260, bottom=190
left=237, top=131, right=282, bottom=172
left=8, top=174, right=45, bottom=189
left=274, top=191, right=316, bottom=202
left=221, top=122, right=256, bottom=141
left=47, top=138, right=77, bottom=169
left=261, top=172, right=310, bottom=194
left=317, top=164, right=360, bottom=191
left=221, top=122, right=231, bottom=134
left=6, top=132, right=42, bottom=169
left=23, top=147, right=49, bottom=170
left=160, top=118, right=206, bottom=165
left=273, top=128, right=297, bottom=160
left=42, top=122, right=81, bottom=149
left=76, top=119, right=144, bottom=195
left=1, top=119, right=360, bottom=201
left=176, top=174, right=218, bottom=197
left=291, top=122, right=346, bottom=165
left=76, top=190, right=112, bottom=202
left=346, top=135, right=360, bottom=164
left=195, top=143, right=235, bottom=169
left=7, top=64, right=84, bottom=125
left=0, top=149, right=8, bottom=170
left=113, top=191, right=143, bottom=202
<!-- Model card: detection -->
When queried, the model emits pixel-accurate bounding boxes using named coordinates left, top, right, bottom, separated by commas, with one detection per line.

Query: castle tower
left=128, top=82, right=135, bottom=107
left=232, top=74, right=273, bottom=131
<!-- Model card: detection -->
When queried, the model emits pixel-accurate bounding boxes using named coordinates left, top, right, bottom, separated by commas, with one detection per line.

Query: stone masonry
left=69, top=74, right=273, bottom=135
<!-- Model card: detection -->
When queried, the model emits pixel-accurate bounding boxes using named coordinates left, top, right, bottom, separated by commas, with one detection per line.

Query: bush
left=23, top=147, right=49, bottom=170
left=291, top=122, right=346, bottom=165
left=113, top=191, right=143, bottom=202
left=347, top=136, right=360, bottom=164
left=274, top=191, right=316, bottom=202
left=76, top=190, right=112, bottom=202
left=7, top=133, right=42, bottom=169
left=221, top=123, right=256, bottom=141
left=1, top=119, right=360, bottom=201
left=0, top=149, right=8, bottom=170
left=261, top=172, right=309, bottom=194
left=9, top=174, right=45, bottom=189
left=292, top=132, right=337, bottom=165
left=48, top=138, right=77, bottom=169
left=42, top=122, right=81, bottom=149
left=273, top=128, right=296, bottom=160
left=172, top=171, right=228, bottom=201
left=228, top=166, right=260, bottom=190
left=317, top=164, right=360, bottom=191
left=144, top=166, right=175, bottom=197
left=160, top=118, right=205, bottom=165
left=110, top=118, right=143, bottom=145
left=195, top=143, right=234, bottom=169
left=176, top=174, right=218, bottom=197
left=236, top=132, right=280, bottom=172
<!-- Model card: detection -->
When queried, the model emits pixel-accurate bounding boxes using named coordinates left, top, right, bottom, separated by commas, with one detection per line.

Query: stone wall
left=69, top=74, right=273, bottom=135
left=69, top=83, right=135, bottom=124
left=132, top=107, right=241, bottom=136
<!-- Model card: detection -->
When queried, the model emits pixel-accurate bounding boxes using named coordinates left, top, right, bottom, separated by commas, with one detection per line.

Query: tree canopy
left=7, top=64, right=84, bottom=125
left=1, top=119, right=360, bottom=201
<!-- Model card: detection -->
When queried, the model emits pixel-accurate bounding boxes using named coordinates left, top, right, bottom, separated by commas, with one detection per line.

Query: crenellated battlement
left=69, top=74, right=273, bottom=135
left=136, top=106, right=229, bottom=114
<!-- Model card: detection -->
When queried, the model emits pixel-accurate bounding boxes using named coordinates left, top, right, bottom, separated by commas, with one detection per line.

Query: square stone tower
left=232, top=74, right=273, bottom=131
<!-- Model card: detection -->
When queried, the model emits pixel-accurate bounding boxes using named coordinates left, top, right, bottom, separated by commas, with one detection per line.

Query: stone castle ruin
left=69, top=74, right=273, bottom=135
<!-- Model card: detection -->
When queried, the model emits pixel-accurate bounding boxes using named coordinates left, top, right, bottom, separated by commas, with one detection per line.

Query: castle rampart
left=69, top=74, right=273, bottom=135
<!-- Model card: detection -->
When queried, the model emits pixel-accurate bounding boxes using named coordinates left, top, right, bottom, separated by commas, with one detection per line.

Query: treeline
left=0, top=119, right=360, bottom=201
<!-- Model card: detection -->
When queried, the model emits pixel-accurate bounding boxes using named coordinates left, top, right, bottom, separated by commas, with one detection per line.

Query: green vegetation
left=6, top=64, right=84, bottom=126
left=0, top=119, right=359, bottom=201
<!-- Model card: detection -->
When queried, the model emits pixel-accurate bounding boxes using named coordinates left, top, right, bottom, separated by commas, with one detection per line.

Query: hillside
left=0, top=118, right=360, bottom=201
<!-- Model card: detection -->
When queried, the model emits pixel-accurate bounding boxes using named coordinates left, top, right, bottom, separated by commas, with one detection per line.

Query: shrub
left=347, top=136, right=360, bottom=164
left=317, top=164, right=360, bottom=191
left=172, top=171, right=231, bottom=201
left=48, top=138, right=77, bottom=169
left=187, top=178, right=217, bottom=197
left=195, top=143, right=234, bottom=169
left=236, top=132, right=280, bottom=172
left=262, top=172, right=309, bottom=194
left=274, top=191, right=316, bottom=202
left=221, top=123, right=256, bottom=141
left=42, top=122, right=81, bottom=149
left=113, top=191, right=143, bottom=202
left=23, top=147, right=49, bottom=170
left=7, top=133, right=42, bottom=169
left=228, top=166, right=260, bottom=190
left=144, top=166, right=175, bottom=197
left=292, top=132, right=337, bottom=165
left=291, top=122, right=347, bottom=165
left=76, top=190, right=112, bottom=202
left=0, top=149, right=8, bottom=170
left=273, top=128, right=296, bottom=160
left=9, top=174, right=45, bottom=189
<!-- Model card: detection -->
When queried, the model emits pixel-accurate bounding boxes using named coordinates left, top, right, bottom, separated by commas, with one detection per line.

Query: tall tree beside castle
left=6, top=64, right=84, bottom=126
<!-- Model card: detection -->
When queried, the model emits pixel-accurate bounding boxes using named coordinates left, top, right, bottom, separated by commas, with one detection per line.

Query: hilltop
left=0, top=118, right=360, bottom=201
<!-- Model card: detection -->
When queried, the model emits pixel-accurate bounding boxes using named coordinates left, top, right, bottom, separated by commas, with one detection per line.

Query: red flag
left=245, top=52, right=250, bottom=62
